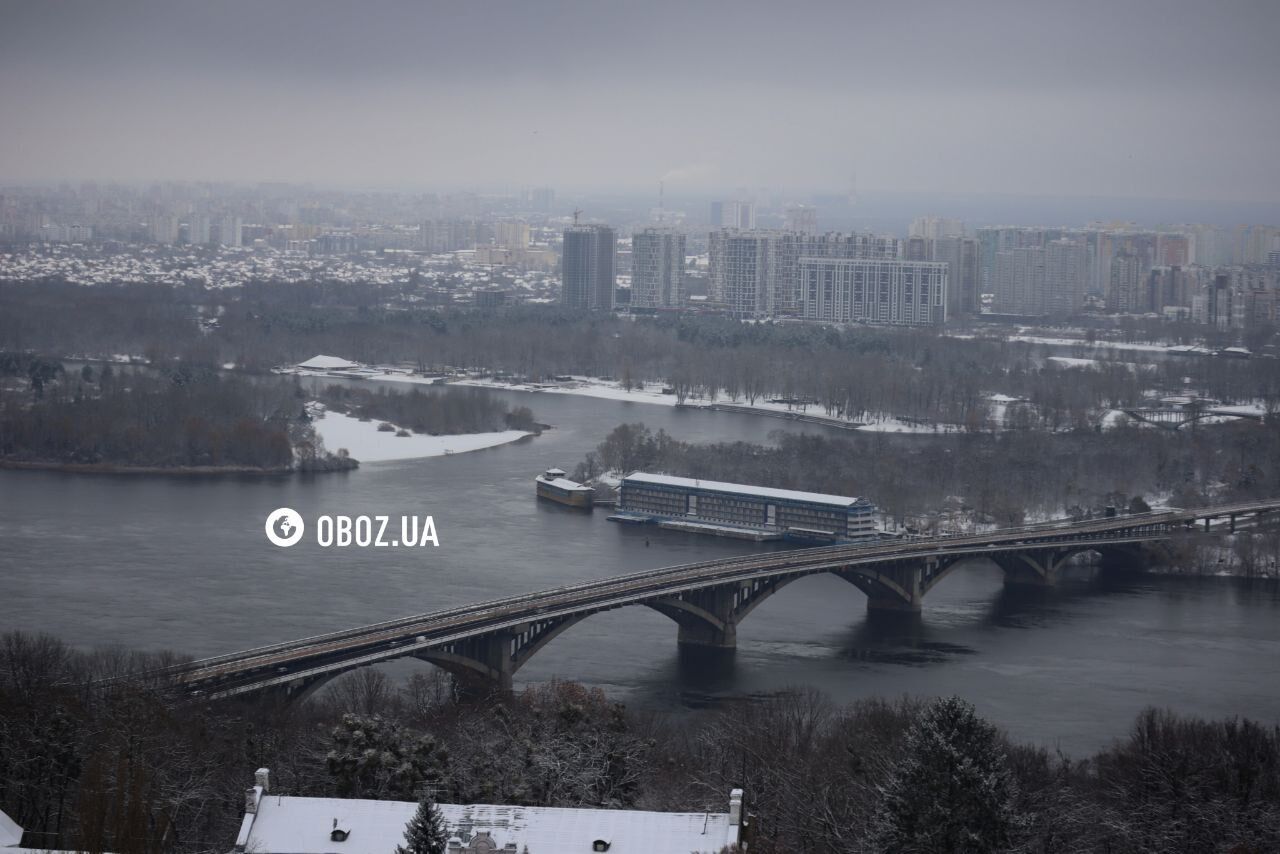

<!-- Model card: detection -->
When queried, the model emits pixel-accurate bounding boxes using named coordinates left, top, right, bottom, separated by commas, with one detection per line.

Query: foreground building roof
left=235, top=770, right=743, bottom=854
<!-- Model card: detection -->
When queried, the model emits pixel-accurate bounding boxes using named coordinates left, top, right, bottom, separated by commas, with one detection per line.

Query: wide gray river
left=2, top=387, right=1278, bottom=755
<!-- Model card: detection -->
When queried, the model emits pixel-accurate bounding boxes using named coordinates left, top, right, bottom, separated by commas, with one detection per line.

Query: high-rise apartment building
left=978, top=227, right=1045, bottom=298
left=711, top=230, right=900, bottom=317
left=630, top=227, right=685, bottom=309
left=994, top=247, right=1047, bottom=315
left=909, top=236, right=980, bottom=317
left=421, top=220, right=489, bottom=253
left=1156, top=233, right=1189, bottom=267
left=1147, top=265, right=1203, bottom=314
left=798, top=258, right=947, bottom=326
left=909, top=215, right=965, bottom=240
left=187, top=214, right=211, bottom=245
left=783, top=206, right=818, bottom=235
left=1107, top=251, right=1144, bottom=313
left=495, top=221, right=531, bottom=249
left=708, top=229, right=774, bottom=317
left=772, top=231, right=900, bottom=314
left=561, top=224, right=616, bottom=311
left=1044, top=238, right=1088, bottom=315
left=903, top=236, right=928, bottom=261
left=529, top=187, right=555, bottom=213
left=710, top=200, right=755, bottom=230
left=148, top=214, right=179, bottom=245
left=217, top=215, right=242, bottom=247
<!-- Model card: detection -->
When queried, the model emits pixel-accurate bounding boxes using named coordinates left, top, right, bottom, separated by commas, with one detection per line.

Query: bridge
left=169, top=500, right=1280, bottom=701
left=1122, top=406, right=1266, bottom=430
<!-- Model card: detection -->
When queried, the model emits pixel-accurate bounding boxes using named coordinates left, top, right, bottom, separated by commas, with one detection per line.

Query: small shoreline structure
left=535, top=467, right=595, bottom=509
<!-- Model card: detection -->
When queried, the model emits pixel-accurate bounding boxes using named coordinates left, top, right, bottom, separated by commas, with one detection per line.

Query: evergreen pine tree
left=395, top=789, right=449, bottom=854
left=871, top=696, right=1019, bottom=853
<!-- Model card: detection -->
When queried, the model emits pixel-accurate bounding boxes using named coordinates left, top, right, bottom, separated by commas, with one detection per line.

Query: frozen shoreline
left=312, top=410, right=532, bottom=462
left=449, top=377, right=968, bottom=433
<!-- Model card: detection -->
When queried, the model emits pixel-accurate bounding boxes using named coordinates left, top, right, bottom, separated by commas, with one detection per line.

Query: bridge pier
left=995, top=551, right=1069, bottom=587
left=677, top=618, right=737, bottom=649
left=415, top=631, right=515, bottom=696
left=1001, top=560, right=1056, bottom=587
left=651, top=586, right=739, bottom=649
left=865, top=588, right=923, bottom=612
left=837, top=563, right=924, bottom=613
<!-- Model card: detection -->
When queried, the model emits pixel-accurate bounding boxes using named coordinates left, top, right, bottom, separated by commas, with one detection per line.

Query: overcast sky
left=1, top=0, right=1276, bottom=201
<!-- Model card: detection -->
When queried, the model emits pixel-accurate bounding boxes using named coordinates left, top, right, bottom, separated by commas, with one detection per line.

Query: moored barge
left=535, top=468, right=595, bottom=509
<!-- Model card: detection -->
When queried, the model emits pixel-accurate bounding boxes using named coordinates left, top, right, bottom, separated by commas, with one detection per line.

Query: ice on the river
left=312, top=410, right=531, bottom=462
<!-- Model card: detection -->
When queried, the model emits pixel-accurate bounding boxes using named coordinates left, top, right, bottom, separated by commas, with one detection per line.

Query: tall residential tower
left=562, top=224, right=616, bottom=311
left=631, top=227, right=685, bottom=309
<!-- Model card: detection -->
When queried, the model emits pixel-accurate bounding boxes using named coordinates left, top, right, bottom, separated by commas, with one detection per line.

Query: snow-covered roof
left=238, top=794, right=740, bottom=854
left=0, top=809, right=22, bottom=847
left=297, top=355, right=362, bottom=370
left=0, top=808, right=116, bottom=853
left=623, top=471, right=866, bottom=508
left=537, top=475, right=594, bottom=492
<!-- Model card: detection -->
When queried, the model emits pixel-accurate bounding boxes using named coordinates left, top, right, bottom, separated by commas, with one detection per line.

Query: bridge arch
left=647, top=574, right=809, bottom=648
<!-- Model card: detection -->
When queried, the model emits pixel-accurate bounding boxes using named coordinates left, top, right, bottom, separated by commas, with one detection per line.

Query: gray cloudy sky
left=1, top=0, right=1276, bottom=201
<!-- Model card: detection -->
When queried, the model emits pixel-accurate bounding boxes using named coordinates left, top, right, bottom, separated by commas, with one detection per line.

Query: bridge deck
left=163, top=499, right=1280, bottom=699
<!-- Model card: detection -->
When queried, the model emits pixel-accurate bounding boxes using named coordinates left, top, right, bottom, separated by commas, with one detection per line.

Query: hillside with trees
left=1, top=631, right=1277, bottom=854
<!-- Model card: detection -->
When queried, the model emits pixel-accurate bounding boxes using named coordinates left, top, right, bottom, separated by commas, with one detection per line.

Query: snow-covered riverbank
left=312, top=410, right=532, bottom=462
left=450, top=377, right=966, bottom=432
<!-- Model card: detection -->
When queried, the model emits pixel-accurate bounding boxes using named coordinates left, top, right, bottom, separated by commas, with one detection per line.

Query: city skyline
left=1, top=0, right=1277, bottom=203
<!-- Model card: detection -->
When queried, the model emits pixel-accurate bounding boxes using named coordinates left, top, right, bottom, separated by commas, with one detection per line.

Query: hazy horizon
left=2, top=0, right=1278, bottom=204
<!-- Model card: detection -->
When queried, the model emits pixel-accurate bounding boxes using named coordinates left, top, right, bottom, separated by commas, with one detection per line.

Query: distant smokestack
left=659, top=180, right=665, bottom=223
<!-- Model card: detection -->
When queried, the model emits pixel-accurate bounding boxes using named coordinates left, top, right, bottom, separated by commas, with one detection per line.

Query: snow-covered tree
left=326, top=713, right=446, bottom=800
left=395, top=790, right=448, bottom=854
left=870, top=696, right=1019, bottom=853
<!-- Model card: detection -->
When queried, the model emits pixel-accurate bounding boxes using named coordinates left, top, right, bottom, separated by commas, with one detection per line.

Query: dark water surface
left=2, top=387, right=1278, bottom=755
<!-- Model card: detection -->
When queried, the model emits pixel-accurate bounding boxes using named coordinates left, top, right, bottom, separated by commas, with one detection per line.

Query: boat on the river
left=535, top=467, right=594, bottom=509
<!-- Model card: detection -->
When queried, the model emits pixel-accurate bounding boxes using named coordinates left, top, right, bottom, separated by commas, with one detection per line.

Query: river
left=1, top=386, right=1277, bottom=755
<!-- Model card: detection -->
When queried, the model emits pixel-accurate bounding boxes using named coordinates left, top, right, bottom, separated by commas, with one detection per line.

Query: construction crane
left=572, top=208, right=582, bottom=225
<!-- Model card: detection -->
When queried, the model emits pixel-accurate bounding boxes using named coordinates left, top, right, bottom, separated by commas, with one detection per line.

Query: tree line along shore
left=1, top=630, right=1277, bottom=854
left=0, top=353, right=538, bottom=474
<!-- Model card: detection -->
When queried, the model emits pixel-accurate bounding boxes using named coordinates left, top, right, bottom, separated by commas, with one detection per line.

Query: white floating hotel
left=614, top=472, right=877, bottom=543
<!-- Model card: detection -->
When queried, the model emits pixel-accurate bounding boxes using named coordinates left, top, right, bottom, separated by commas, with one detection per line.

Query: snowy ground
left=452, top=376, right=689, bottom=407
left=312, top=410, right=531, bottom=462
left=950, top=330, right=1206, bottom=356
left=453, top=376, right=971, bottom=432
left=1046, top=355, right=1158, bottom=372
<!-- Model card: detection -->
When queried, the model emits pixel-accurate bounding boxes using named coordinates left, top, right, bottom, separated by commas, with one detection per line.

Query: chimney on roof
left=255, top=768, right=270, bottom=793
left=729, top=789, right=744, bottom=826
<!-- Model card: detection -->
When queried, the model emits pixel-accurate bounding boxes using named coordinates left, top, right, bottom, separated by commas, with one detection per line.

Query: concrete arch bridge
left=166, top=500, right=1280, bottom=700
